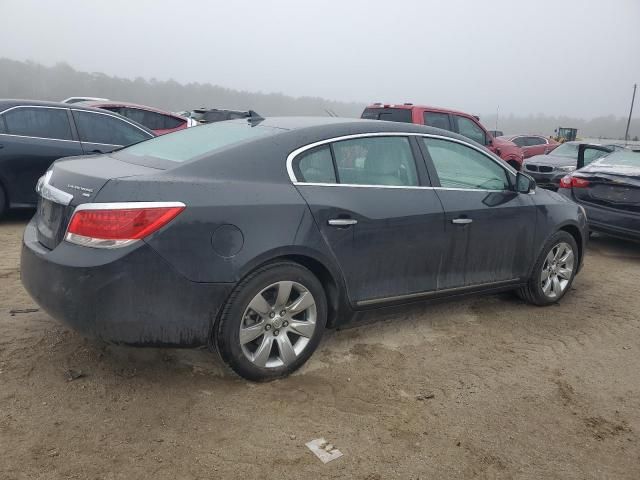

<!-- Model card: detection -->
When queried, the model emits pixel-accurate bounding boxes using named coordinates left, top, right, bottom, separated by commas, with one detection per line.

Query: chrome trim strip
left=72, top=201, right=186, bottom=211
left=37, top=170, right=73, bottom=206
left=0, top=133, right=80, bottom=143
left=328, top=218, right=357, bottom=226
left=293, top=181, right=509, bottom=193
left=356, top=278, right=521, bottom=307
left=286, top=132, right=516, bottom=189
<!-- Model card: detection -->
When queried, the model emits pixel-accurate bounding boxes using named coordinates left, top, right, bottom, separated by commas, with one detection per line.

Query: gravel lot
left=1, top=211, right=639, bottom=479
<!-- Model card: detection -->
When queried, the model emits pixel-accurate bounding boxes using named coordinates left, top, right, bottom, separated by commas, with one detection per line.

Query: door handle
left=90, top=149, right=104, bottom=154
left=451, top=218, right=473, bottom=225
left=328, top=218, right=357, bottom=227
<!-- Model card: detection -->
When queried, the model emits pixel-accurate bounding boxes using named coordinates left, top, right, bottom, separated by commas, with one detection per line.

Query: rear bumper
left=581, top=202, right=640, bottom=241
left=21, top=219, right=234, bottom=346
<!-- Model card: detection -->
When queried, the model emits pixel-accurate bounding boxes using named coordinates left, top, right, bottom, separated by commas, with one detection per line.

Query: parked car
left=62, top=97, right=109, bottom=104
left=361, top=103, right=525, bottom=170
left=523, top=141, right=621, bottom=190
left=559, top=146, right=640, bottom=241
left=184, top=108, right=260, bottom=124
left=499, top=134, right=559, bottom=158
left=80, top=101, right=196, bottom=135
left=21, top=117, right=587, bottom=381
left=0, top=100, right=154, bottom=217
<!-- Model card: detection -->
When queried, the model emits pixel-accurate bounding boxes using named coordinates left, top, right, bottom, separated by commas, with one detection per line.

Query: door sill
left=356, top=278, right=521, bottom=307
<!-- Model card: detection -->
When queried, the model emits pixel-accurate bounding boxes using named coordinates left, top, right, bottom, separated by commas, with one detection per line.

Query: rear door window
left=294, top=146, right=336, bottom=184
left=454, top=115, right=487, bottom=145
left=72, top=110, right=151, bottom=146
left=332, top=136, right=418, bottom=186
left=2, top=107, right=73, bottom=140
left=361, top=108, right=412, bottom=123
left=421, top=137, right=510, bottom=190
left=511, top=137, right=527, bottom=147
left=423, top=112, right=452, bottom=131
left=121, top=108, right=184, bottom=130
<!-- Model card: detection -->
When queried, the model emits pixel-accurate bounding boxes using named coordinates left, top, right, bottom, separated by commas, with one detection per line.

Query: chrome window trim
left=286, top=132, right=516, bottom=192
left=0, top=132, right=81, bottom=144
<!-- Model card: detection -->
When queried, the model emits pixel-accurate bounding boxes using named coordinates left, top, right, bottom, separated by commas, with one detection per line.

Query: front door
left=419, top=136, right=536, bottom=287
left=290, top=135, right=447, bottom=305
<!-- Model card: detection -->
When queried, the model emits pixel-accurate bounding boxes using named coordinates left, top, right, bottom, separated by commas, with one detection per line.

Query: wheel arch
left=558, top=223, right=584, bottom=266
left=232, top=246, right=352, bottom=329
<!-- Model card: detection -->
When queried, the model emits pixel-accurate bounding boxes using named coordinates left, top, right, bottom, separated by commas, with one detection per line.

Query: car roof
left=79, top=100, right=186, bottom=119
left=364, top=103, right=479, bottom=118
left=0, top=98, right=120, bottom=113
left=227, top=116, right=482, bottom=145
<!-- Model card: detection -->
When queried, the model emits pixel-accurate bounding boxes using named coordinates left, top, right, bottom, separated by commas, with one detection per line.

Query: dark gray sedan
left=21, top=117, right=587, bottom=381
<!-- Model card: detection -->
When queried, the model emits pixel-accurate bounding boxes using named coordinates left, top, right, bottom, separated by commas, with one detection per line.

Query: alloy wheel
left=540, top=242, right=575, bottom=299
left=239, top=281, right=317, bottom=368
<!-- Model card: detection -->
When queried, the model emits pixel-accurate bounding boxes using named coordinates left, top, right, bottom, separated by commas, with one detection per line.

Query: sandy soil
left=1, top=211, right=639, bottom=479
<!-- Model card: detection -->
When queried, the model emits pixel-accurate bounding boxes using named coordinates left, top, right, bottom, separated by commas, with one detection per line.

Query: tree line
left=0, top=58, right=637, bottom=139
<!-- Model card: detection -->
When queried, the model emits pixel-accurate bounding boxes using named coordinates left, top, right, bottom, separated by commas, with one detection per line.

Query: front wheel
left=215, top=262, right=327, bottom=381
left=518, top=231, right=578, bottom=306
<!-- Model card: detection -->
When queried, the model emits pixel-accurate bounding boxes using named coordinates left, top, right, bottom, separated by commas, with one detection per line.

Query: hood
left=525, top=153, right=575, bottom=166
left=493, top=137, right=517, bottom=147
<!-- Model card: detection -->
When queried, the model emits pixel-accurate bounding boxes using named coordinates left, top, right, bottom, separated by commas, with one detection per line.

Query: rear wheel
left=215, top=262, right=327, bottom=381
left=518, top=231, right=578, bottom=306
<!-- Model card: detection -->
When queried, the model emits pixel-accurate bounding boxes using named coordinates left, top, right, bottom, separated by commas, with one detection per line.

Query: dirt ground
left=1, top=211, right=639, bottom=480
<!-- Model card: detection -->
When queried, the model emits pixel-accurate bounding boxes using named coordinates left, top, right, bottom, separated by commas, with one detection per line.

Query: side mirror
left=516, top=172, right=535, bottom=193
left=486, top=136, right=493, bottom=146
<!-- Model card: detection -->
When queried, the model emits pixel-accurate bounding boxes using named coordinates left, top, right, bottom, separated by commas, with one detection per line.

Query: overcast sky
left=1, top=0, right=639, bottom=118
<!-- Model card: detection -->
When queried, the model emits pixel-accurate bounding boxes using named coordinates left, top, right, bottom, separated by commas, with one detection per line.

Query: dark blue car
left=21, top=117, right=587, bottom=380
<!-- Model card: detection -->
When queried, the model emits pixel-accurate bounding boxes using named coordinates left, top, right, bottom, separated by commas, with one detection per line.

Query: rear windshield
left=596, top=151, right=640, bottom=167
left=115, top=121, right=280, bottom=163
left=361, top=108, right=412, bottom=123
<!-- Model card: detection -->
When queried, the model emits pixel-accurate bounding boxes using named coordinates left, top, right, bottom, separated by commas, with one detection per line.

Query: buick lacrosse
left=22, top=117, right=587, bottom=380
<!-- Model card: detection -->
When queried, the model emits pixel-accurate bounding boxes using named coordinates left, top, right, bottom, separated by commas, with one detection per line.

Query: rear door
left=0, top=106, right=83, bottom=206
left=71, top=110, right=153, bottom=154
left=524, top=136, right=548, bottom=158
left=419, top=136, right=536, bottom=287
left=290, top=134, right=447, bottom=306
left=423, top=111, right=453, bottom=132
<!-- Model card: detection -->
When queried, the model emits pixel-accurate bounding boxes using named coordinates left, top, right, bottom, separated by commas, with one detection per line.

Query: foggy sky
left=2, top=0, right=639, bottom=119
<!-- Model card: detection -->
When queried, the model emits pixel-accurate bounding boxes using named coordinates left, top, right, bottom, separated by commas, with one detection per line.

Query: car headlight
left=556, top=165, right=576, bottom=172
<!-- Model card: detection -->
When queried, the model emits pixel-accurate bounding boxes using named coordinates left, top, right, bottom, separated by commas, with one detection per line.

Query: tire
left=518, top=231, right=578, bottom=306
left=215, top=261, right=327, bottom=381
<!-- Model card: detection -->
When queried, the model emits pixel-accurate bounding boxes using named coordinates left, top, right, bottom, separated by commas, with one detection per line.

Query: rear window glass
left=117, top=121, right=279, bottom=163
left=596, top=151, right=640, bottom=167
left=361, top=108, right=412, bottom=123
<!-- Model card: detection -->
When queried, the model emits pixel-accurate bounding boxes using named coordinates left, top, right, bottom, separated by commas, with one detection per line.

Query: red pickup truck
left=361, top=104, right=525, bottom=170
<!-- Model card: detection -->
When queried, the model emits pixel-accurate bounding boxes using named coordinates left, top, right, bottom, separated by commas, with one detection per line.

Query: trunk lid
left=36, top=155, right=164, bottom=250
left=573, top=171, right=640, bottom=213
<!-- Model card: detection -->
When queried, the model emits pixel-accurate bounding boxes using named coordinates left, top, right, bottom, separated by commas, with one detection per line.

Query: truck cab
left=362, top=103, right=524, bottom=170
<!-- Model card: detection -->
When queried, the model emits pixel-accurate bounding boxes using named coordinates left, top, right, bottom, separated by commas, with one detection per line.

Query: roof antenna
left=247, top=110, right=264, bottom=125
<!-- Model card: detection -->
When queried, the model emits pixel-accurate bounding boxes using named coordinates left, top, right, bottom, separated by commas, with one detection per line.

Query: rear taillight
left=65, top=202, right=185, bottom=248
left=559, top=175, right=590, bottom=189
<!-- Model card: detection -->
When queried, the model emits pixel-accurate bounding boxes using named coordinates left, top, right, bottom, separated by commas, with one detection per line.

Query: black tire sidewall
left=529, top=231, right=579, bottom=305
left=216, top=262, right=327, bottom=381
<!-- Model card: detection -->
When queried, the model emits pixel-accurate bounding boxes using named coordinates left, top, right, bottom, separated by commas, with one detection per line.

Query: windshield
left=115, top=121, right=280, bottom=163
left=595, top=151, right=640, bottom=167
left=551, top=143, right=580, bottom=157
